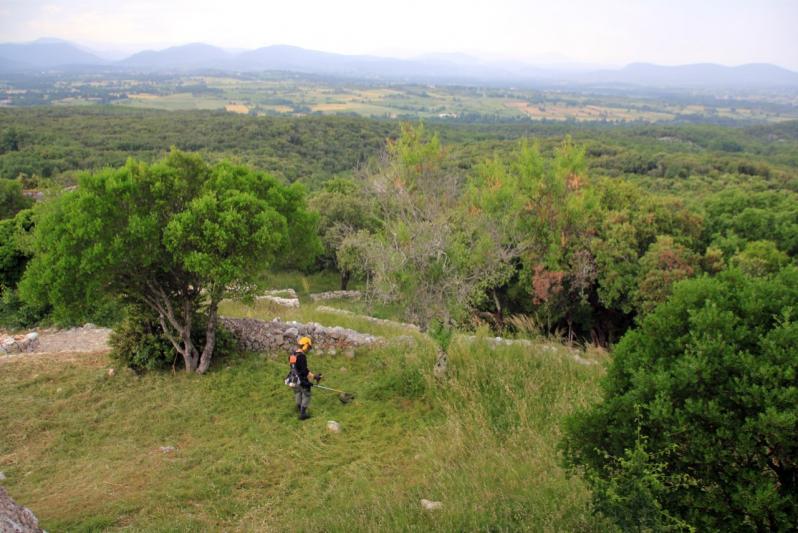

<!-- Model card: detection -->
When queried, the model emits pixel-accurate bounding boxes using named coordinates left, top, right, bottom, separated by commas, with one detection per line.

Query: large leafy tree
left=20, top=150, right=318, bottom=373
left=563, top=266, right=798, bottom=531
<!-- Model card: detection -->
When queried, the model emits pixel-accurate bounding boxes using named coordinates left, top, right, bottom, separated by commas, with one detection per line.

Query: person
left=289, top=336, right=321, bottom=420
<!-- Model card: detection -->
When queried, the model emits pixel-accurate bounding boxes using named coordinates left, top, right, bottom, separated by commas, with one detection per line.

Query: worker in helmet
left=289, top=336, right=321, bottom=420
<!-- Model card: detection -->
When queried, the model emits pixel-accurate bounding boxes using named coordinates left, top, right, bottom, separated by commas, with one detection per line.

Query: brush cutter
left=315, top=384, right=355, bottom=403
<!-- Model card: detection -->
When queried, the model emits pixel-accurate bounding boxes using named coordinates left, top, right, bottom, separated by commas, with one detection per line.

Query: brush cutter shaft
left=315, top=384, right=348, bottom=394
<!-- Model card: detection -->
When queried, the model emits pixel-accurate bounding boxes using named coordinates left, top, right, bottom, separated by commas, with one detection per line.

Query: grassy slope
left=0, top=301, right=609, bottom=532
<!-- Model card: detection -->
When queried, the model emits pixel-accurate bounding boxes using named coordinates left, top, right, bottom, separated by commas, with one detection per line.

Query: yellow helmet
left=298, top=336, right=312, bottom=349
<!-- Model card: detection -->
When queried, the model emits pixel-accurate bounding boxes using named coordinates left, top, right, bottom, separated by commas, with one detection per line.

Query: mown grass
left=1, top=327, right=609, bottom=531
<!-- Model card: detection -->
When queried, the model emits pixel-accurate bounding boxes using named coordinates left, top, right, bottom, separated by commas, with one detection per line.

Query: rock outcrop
left=0, top=332, right=39, bottom=354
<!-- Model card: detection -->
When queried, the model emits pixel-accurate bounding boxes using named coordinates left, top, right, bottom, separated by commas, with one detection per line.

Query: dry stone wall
left=219, top=317, right=382, bottom=356
left=309, top=290, right=362, bottom=301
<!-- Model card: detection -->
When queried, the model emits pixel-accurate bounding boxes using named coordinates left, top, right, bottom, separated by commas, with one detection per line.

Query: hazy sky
left=1, top=0, right=796, bottom=69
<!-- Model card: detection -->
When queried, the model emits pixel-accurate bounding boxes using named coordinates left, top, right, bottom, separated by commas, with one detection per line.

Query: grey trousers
left=295, top=386, right=311, bottom=409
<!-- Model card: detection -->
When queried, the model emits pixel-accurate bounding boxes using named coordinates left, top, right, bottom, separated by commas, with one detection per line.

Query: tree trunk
left=196, top=298, right=219, bottom=374
left=340, top=269, right=351, bottom=291
left=492, top=288, right=504, bottom=329
left=182, top=297, right=198, bottom=372
left=433, top=348, right=448, bottom=379
left=143, top=282, right=199, bottom=373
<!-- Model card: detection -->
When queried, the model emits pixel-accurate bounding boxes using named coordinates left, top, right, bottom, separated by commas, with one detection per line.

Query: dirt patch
left=34, top=325, right=111, bottom=353
left=1, top=325, right=111, bottom=362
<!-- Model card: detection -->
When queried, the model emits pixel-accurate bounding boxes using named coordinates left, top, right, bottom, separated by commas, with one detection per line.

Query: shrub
left=110, top=307, right=237, bottom=372
left=428, top=319, right=454, bottom=352
left=563, top=266, right=798, bottom=531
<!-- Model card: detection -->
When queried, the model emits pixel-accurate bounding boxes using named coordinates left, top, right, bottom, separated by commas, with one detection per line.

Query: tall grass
left=0, top=334, right=608, bottom=531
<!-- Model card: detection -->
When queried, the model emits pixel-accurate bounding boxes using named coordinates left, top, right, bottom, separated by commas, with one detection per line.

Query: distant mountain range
left=2, top=39, right=798, bottom=88
left=0, top=39, right=104, bottom=68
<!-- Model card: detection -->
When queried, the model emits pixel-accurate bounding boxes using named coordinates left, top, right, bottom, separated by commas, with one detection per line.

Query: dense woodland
left=1, top=107, right=797, bottom=530
left=2, top=108, right=797, bottom=339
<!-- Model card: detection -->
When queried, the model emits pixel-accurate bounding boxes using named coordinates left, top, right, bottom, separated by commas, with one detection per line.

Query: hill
left=119, top=42, right=234, bottom=70
left=3, top=38, right=798, bottom=88
left=0, top=294, right=606, bottom=531
left=582, top=62, right=798, bottom=88
left=0, top=39, right=104, bottom=69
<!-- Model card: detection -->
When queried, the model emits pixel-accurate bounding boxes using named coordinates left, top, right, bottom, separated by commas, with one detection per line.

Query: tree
left=704, top=189, right=798, bottom=257
left=466, top=138, right=602, bottom=336
left=563, top=267, right=798, bottom=531
left=0, top=179, right=33, bottom=220
left=0, top=209, right=33, bottom=291
left=634, top=235, right=699, bottom=315
left=362, top=123, right=508, bottom=330
left=19, top=150, right=319, bottom=373
left=589, top=180, right=703, bottom=341
left=0, top=127, right=20, bottom=154
left=731, top=240, right=790, bottom=277
left=308, top=178, right=380, bottom=290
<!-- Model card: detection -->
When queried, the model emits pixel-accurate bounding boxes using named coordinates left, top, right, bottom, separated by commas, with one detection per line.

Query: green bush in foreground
left=563, top=266, right=798, bottom=531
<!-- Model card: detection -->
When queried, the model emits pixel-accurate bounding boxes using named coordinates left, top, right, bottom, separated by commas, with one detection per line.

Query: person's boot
left=299, top=406, right=310, bottom=420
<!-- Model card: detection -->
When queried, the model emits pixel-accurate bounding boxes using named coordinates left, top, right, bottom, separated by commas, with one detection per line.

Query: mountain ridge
left=2, top=39, right=797, bottom=88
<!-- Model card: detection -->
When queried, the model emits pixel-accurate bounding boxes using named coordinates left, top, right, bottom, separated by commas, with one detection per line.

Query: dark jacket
left=293, top=349, right=311, bottom=389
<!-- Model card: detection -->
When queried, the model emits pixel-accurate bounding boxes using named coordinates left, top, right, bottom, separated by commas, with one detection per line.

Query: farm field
left=3, top=72, right=798, bottom=124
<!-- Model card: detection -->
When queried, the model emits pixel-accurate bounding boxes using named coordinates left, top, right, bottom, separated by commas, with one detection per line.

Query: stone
left=344, top=348, right=355, bottom=359
left=339, top=367, right=348, bottom=373
left=326, top=421, right=341, bottom=433
left=159, top=446, right=176, bottom=453
left=0, top=485, right=43, bottom=532
left=0, top=471, right=5, bottom=481
left=107, top=368, right=115, bottom=377
left=255, top=295, right=300, bottom=308
left=1, top=337, right=17, bottom=354
left=420, top=499, right=443, bottom=511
